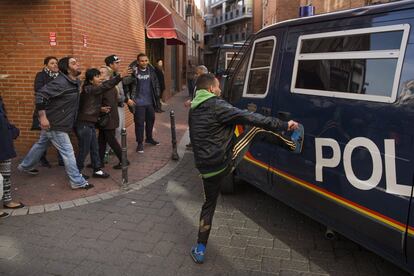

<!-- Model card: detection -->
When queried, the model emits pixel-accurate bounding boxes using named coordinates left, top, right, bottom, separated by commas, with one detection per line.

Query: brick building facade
left=262, top=0, right=393, bottom=27
left=0, top=0, right=204, bottom=154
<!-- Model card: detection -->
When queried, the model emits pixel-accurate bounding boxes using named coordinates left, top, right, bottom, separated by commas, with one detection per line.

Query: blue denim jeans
left=75, top=122, right=101, bottom=172
left=19, top=130, right=87, bottom=188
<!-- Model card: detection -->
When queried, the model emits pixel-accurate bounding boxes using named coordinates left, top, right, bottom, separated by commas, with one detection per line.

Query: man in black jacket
left=189, top=73, right=298, bottom=263
left=18, top=57, right=93, bottom=190
left=154, top=59, right=165, bottom=113
left=31, top=56, right=63, bottom=168
left=124, top=53, right=161, bottom=153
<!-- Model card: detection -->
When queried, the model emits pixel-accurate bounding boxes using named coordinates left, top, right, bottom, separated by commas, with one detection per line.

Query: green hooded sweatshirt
left=190, top=89, right=228, bottom=178
left=191, top=89, right=216, bottom=110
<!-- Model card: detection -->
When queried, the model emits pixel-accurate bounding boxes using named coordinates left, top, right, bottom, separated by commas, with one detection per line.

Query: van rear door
left=227, top=32, right=283, bottom=190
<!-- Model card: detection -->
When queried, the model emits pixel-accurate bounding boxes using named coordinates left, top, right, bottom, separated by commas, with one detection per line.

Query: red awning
left=145, top=0, right=186, bottom=45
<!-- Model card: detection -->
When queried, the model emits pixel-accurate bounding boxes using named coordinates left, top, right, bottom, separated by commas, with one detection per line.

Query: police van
left=222, top=0, right=414, bottom=273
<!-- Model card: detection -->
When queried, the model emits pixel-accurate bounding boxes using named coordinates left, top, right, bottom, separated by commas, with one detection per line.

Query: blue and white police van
left=222, top=0, right=414, bottom=273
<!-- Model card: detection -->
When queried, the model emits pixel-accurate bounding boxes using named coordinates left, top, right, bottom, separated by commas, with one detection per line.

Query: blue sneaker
left=190, top=243, right=205, bottom=264
left=290, top=124, right=304, bottom=154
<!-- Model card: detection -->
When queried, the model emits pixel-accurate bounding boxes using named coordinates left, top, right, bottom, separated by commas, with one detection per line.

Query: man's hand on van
left=287, top=120, right=299, bottom=131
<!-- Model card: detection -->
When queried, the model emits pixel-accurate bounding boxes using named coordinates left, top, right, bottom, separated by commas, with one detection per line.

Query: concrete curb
left=6, top=131, right=191, bottom=216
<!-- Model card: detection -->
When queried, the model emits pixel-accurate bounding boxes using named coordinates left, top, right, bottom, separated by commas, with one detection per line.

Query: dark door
left=230, top=33, right=281, bottom=190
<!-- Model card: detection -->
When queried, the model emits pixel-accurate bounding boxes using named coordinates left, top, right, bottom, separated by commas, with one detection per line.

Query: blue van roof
left=259, top=0, right=414, bottom=34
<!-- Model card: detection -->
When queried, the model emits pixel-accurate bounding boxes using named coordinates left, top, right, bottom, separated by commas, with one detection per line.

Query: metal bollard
left=121, top=128, right=128, bottom=186
left=170, top=110, right=179, bottom=160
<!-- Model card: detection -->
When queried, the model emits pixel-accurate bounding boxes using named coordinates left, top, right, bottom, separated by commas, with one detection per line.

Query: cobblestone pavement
left=0, top=152, right=410, bottom=275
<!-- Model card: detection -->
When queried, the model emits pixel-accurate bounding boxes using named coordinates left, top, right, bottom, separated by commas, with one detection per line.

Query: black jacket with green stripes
left=189, top=96, right=289, bottom=175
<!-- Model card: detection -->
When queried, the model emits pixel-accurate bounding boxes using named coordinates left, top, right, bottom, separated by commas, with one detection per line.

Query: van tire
left=220, top=172, right=236, bottom=195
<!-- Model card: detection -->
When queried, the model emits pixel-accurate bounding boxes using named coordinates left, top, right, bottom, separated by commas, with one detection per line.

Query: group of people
left=1, top=51, right=300, bottom=268
left=0, top=53, right=165, bottom=217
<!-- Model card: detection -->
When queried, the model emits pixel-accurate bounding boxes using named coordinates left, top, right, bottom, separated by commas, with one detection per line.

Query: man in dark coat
left=18, top=57, right=93, bottom=190
left=124, top=53, right=161, bottom=153
left=189, top=74, right=299, bottom=263
left=31, top=56, right=63, bottom=167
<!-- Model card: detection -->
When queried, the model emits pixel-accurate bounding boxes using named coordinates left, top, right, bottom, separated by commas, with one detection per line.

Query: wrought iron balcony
left=209, top=6, right=252, bottom=28
left=206, top=31, right=251, bottom=48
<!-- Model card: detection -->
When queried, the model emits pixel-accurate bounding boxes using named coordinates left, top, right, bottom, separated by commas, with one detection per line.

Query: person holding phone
left=75, top=68, right=122, bottom=179
left=98, top=67, right=130, bottom=169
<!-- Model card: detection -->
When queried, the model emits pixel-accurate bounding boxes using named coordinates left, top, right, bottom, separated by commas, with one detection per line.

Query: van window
left=300, top=31, right=403, bottom=53
left=291, top=25, right=410, bottom=103
left=230, top=56, right=249, bottom=103
left=223, top=36, right=254, bottom=103
left=243, top=36, right=276, bottom=98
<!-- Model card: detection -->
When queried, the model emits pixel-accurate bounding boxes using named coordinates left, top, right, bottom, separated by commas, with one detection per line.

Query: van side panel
left=274, top=14, right=414, bottom=269
left=233, top=9, right=414, bottom=272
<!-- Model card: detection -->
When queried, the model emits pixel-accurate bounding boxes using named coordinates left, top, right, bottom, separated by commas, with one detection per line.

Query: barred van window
left=243, top=37, right=276, bottom=97
left=247, top=69, right=270, bottom=95
left=251, top=40, right=274, bottom=68
left=230, top=54, right=249, bottom=103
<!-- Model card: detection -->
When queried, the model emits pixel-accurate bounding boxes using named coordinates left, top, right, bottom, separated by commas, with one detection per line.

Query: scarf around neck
left=44, top=67, right=59, bottom=79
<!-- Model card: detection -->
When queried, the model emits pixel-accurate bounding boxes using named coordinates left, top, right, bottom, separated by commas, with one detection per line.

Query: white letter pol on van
left=315, top=138, right=341, bottom=182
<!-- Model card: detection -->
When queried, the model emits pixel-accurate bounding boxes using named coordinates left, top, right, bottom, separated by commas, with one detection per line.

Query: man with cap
left=103, top=55, right=126, bottom=161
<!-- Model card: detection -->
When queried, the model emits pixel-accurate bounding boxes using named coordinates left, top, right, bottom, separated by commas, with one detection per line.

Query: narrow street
left=0, top=1, right=413, bottom=275
left=0, top=150, right=409, bottom=275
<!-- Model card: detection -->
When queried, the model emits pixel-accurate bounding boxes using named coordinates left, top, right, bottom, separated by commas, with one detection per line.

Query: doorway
left=145, top=38, right=164, bottom=65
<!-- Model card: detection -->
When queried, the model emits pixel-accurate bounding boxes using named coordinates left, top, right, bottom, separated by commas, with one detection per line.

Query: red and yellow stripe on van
left=235, top=125, right=414, bottom=236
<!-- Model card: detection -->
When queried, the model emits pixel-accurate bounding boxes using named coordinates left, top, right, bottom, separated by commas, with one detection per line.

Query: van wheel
left=220, top=172, right=236, bottom=195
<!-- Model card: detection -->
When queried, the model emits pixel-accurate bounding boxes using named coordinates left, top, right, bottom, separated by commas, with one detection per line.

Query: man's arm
left=35, top=78, right=63, bottom=130
left=122, top=75, right=135, bottom=106
left=35, top=78, right=63, bottom=108
left=34, top=72, right=45, bottom=93
left=214, top=98, right=289, bottom=132
left=85, top=75, right=122, bottom=95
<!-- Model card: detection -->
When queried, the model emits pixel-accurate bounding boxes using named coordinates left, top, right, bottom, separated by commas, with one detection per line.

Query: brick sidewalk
left=5, top=91, right=190, bottom=207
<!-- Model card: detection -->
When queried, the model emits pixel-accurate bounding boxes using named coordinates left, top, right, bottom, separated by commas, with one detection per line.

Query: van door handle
left=261, top=107, right=271, bottom=116
left=277, top=111, right=291, bottom=120
left=247, top=103, right=257, bottom=112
